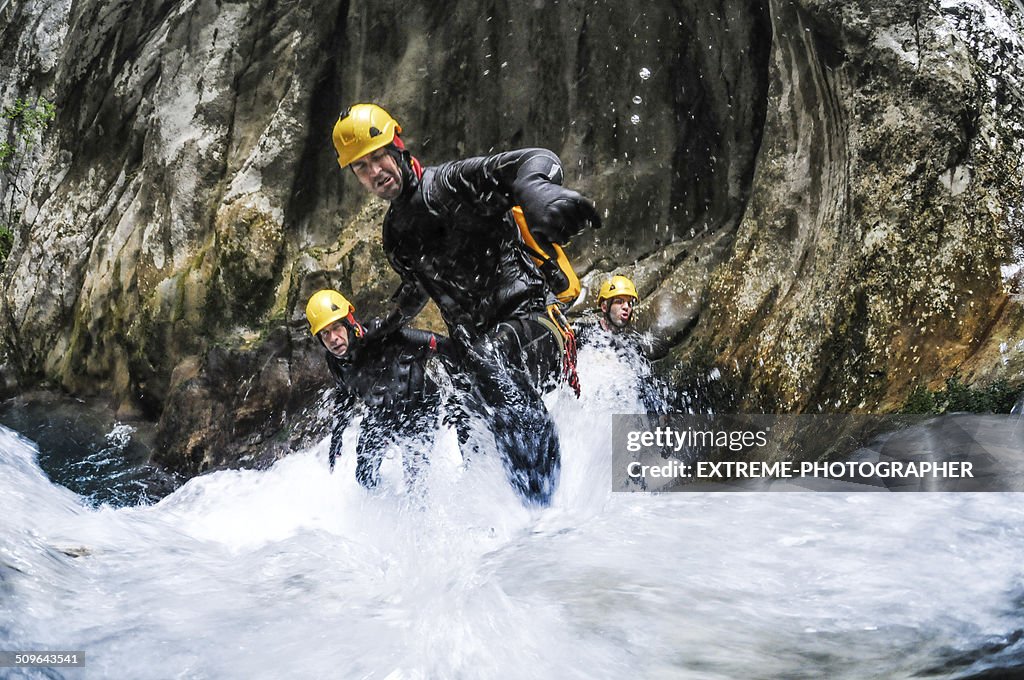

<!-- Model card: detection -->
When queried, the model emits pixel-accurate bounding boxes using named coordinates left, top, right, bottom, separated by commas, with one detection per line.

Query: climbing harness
left=538, top=304, right=580, bottom=398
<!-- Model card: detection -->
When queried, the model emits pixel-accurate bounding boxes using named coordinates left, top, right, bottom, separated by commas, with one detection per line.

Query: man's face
left=319, top=319, right=351, bottom=357
left=350, top=147, right=403, bottom=201
left=602, top=295, right=635, bottom=330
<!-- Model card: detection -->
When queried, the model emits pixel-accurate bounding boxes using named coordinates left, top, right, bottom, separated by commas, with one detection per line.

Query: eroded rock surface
left=672, top=0, right=1024, bottom=413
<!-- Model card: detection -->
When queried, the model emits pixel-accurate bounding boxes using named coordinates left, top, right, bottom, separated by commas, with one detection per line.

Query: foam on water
left=2, top=352, right=1024, bottom=679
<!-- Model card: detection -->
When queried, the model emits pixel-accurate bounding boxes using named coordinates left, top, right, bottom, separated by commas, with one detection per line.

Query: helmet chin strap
left=601, top=305, right=629, bottom=333
left=600, top=306, right=616, bottom=332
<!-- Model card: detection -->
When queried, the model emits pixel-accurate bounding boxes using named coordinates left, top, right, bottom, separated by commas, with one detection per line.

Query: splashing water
left=2, top=353, right=1024, bottom=678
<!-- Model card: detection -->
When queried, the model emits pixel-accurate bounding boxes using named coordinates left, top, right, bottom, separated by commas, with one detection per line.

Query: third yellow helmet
left=597, top=275, right=638, bottom=306
left=332, top=104, right=402, bottom=168
left=306, top=289, right=356, bottom=336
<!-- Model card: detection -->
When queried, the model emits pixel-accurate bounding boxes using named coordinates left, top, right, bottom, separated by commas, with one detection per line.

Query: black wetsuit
left=325, top=323, right=450, bottom=489
left=376, top=148, right=577, bottom=504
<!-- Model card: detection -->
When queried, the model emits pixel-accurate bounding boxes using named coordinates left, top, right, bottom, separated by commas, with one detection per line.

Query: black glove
left=518, top=179, right=602, bottom=242
left=359, top=316, right=397, bottom=344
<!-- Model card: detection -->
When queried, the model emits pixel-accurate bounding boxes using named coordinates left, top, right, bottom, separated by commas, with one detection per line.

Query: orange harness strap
left=545, top=305, right=580, bottom=398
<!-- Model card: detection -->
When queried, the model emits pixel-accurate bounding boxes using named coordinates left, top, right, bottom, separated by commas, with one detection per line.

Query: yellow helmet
left=306, top=289, right=356, bottom=336
left=597, top=275, right=638, bottom=306
left=333, top=104, right=402, bottom=168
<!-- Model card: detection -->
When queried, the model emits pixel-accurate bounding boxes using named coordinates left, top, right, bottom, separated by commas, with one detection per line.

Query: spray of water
left=2, top=352, right=1024, bottom=678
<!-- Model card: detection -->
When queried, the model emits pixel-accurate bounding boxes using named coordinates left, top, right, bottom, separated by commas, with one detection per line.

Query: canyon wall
left=1, top=0, right=1021, bottom=473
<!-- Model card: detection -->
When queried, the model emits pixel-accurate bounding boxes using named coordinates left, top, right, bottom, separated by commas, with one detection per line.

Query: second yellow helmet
left=306, top=289, right=356, bottom=336
left=597, top=275, right=638, bottom=306
left=333, top=104, right=402, bottom=168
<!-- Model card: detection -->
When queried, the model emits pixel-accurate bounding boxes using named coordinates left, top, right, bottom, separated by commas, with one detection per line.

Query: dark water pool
left=0, top=390, right=181, bottom=507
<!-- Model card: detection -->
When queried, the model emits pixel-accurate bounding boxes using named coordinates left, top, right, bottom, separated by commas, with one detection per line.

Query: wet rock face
left=1, top=0, right=1022, bottom=473
left=151, top=326, right=330, bottom=474
left=673, top=0, right=1024, bottom=412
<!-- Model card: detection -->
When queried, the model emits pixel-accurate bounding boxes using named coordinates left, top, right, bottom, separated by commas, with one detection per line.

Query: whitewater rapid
left=2, top=349, right=1023, bottom=679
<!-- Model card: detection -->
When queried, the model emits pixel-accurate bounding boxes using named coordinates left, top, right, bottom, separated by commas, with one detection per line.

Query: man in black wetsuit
left=331, top=103, right=601, bottom=504
left=576, top=275, right=666, bottom=415
left=306, top=288, right=450, bottom=490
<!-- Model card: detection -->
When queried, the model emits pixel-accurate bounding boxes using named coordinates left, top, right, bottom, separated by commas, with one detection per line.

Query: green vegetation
left=901, top=375, right=1020, bottom=414
left=1, top=96, right=56, bottom=266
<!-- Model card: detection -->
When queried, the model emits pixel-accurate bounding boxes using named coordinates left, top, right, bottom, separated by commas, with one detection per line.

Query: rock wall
left=671, top=0, right=1024, bottom=412
left=0, top=0, right=1021, bottom=474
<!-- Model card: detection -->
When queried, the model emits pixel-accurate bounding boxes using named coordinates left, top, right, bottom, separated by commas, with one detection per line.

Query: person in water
left=306, top=288, right=451, bottom=490
left=331, top=103, right=601, bottom=504
left=577, top=275, right=643, bottom=343
left=576, top=275, right=666, bottom=415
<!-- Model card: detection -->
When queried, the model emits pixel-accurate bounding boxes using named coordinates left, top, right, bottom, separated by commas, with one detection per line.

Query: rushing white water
left=2, top=350, right=1024, bottom=679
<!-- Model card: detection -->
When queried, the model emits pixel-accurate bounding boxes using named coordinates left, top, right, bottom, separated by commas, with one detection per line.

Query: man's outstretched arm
left=424, top=148, right=602, bottom=241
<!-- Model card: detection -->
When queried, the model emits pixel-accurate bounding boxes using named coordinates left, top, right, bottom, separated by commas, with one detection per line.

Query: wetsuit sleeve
left=424, top=148, right=554, bottom=216
left=424, top=148, right=600, bottom=241
left=397, top=327, right=458, bottom=361
left=399, top=327, right=439, bottom=348
left=374, top=269, right=430, bottom=339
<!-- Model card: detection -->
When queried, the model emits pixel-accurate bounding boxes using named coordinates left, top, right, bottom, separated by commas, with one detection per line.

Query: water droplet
left=639, top=67, right=652, bottom=80
left=630, top=114, right=641, bottom=124
left=632, top=95, right=642, bottom=105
